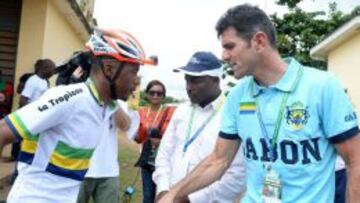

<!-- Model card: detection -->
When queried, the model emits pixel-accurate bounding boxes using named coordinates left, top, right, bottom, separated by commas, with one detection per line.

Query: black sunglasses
left=148, top=90, right=164, bottom=97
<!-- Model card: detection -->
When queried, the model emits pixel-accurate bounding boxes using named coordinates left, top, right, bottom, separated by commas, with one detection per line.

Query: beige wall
left=15, top=0, right=47, bottom=81
left=327, top=33, right=360, bottom=114
left=13, top=0, right=86, bottom=109
left=43, top=1, right=84, bottom=63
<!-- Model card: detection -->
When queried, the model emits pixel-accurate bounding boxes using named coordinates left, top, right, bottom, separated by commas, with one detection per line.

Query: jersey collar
left=251, top=57, right=302, bottom=97
left=86, top=78, right=105, bottom=106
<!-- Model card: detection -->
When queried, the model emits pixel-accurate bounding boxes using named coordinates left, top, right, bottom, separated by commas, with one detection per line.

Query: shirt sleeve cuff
left=219, top=131, right=241, bottom=140
left=4, top=116, right=23, bottom=141
left=329, top=126, right=359, bottom=144
left=188, top=190, right=208, bottom=203
left=155, top=177, right=170, bottom=195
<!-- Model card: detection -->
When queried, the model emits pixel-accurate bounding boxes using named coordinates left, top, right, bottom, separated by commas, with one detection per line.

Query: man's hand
left=156, top=190, right=190, bottom=203
left=156, top=138, right=241, bottom=202
left=155, top=191, right=168, bottom=202
left=177, top=196, right=190, bottom=203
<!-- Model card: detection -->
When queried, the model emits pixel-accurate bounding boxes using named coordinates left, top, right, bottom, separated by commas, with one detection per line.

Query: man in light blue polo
left=156, top=4, right=360, bottom=203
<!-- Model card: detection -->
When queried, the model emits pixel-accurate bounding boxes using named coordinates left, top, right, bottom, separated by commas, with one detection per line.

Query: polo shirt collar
left=251, top=57, right=302, bottom=97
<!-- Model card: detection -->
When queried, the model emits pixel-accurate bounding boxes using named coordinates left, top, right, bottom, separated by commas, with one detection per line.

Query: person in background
left=77, top=100, right=140, bottom=203
left=0, top=70, right=14, bottom=163
left=0, top=70, right=14, bottom=119
left=19, top=59, right=55, bottom=107
left=5, top=73, right=33, bottom=163
left=134, top=80, right=176, bottom=203
left=11, top=60, right=55, bottom=184
left=16, top=73, right=34, bottom=95
left=153, top=51, right=246, bottom=203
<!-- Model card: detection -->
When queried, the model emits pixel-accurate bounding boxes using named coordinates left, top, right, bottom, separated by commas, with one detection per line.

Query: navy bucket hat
left=174, top=51, right=222, bottom=77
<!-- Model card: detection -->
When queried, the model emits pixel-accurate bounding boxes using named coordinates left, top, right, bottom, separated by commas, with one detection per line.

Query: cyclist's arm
left=0, top=119, right=17, bottom=160
left=114, top=106, right=131, bottom=131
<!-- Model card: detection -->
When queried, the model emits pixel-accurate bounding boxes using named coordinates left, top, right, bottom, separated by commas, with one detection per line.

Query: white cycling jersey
left=6, top=79, right=118, bottom=203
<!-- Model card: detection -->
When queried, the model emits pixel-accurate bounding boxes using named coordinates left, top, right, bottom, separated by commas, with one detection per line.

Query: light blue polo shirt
left=220, top=58, right=359, bottom=202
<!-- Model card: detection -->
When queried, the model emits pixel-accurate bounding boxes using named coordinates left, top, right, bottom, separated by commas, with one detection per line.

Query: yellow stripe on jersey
left=50, top=152, right=90, bottom=170
left=49, top=141, right=94, bottom=171
left=21, top=140, right=38, bottom=154
left=6, top=113, right=39, bottom=140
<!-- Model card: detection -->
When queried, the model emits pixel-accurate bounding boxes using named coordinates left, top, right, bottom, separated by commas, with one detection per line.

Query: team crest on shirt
left=285, top=101, right=309, bottom=130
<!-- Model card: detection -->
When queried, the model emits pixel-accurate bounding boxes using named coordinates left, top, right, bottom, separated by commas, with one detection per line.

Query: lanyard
left=183, top=96, right=224, bottom=153
left=252, top=67, right=303, bottom=162
left=145, top=105, right=163, bottom=129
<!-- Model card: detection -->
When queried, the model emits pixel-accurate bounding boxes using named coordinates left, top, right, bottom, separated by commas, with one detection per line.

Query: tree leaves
left=222, top=1, right=360, bottom=87
left=271, top=2, right=360, bottom=69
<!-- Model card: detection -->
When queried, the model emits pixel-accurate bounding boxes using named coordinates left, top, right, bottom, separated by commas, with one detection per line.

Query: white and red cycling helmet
left=86, top=28, right=155, bottom=65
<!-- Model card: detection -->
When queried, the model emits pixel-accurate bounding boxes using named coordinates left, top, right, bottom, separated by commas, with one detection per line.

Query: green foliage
left=276, top=0, right=302, bottom=9
left=221, top=63, right=233, bottom=79
left=222, top=0, right=360, bottom=86
left=271, top=8, right=328, bottom=69
left=139, top=91, right=180, bottom=107
left=271, top=2, right=360, bottom=69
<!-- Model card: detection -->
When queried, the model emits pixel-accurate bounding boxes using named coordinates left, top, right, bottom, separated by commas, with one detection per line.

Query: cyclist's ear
left=101, top=60, right=117, bottom=79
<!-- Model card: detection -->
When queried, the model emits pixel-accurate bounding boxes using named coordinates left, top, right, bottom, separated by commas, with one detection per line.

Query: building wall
left=76, top=0, right=95, bottom=22
left=328, top=32, right=360, bottom=114
left=15, top=0, right=47, bottom=81
left=13, top=0, right=87, bottom=109
left=43, top=0, right=84, bottom=63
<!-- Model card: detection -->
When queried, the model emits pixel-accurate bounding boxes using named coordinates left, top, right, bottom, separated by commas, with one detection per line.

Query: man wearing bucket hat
left=153, top=51, right=246, bottom=203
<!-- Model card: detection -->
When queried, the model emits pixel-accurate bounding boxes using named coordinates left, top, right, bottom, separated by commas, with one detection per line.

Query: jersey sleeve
left=5, top=86, right=78, bottom=141
left=320, top=74, right=359, bottom=143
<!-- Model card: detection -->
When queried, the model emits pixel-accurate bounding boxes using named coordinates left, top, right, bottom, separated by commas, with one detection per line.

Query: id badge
left=261, top=165, right=282, bottom=203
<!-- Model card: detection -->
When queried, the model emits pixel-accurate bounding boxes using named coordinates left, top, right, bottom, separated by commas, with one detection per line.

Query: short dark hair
left=145, top=80, right=166, bottom=97
left=34, top=59, right=55, bottom=73
left=216, top=4, right=277, bottom=48
left=19, top=73, right=34, bottom=83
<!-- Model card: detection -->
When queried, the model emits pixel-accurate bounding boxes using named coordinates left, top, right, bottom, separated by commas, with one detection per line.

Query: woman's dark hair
left=145, top=80, right=166, bottom=97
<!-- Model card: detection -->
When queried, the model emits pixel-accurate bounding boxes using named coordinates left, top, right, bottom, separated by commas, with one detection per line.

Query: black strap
left=97, top=57, right=125, bottom=100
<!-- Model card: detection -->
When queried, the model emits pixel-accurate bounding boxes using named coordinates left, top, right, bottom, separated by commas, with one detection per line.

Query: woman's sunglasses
left=148, top=90, right=164, bottom=97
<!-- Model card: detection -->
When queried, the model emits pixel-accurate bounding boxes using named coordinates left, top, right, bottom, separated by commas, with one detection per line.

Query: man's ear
left=251, top=32, right=268, bottom=52
left=101, top=61, right=116, bottom=79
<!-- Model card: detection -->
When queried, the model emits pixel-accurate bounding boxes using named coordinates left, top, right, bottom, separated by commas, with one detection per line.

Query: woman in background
left=135, top=80, right=175, bottom=203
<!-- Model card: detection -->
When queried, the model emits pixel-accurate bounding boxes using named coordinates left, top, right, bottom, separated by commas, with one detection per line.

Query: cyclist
left=0, top=28, right=154, bottom=203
